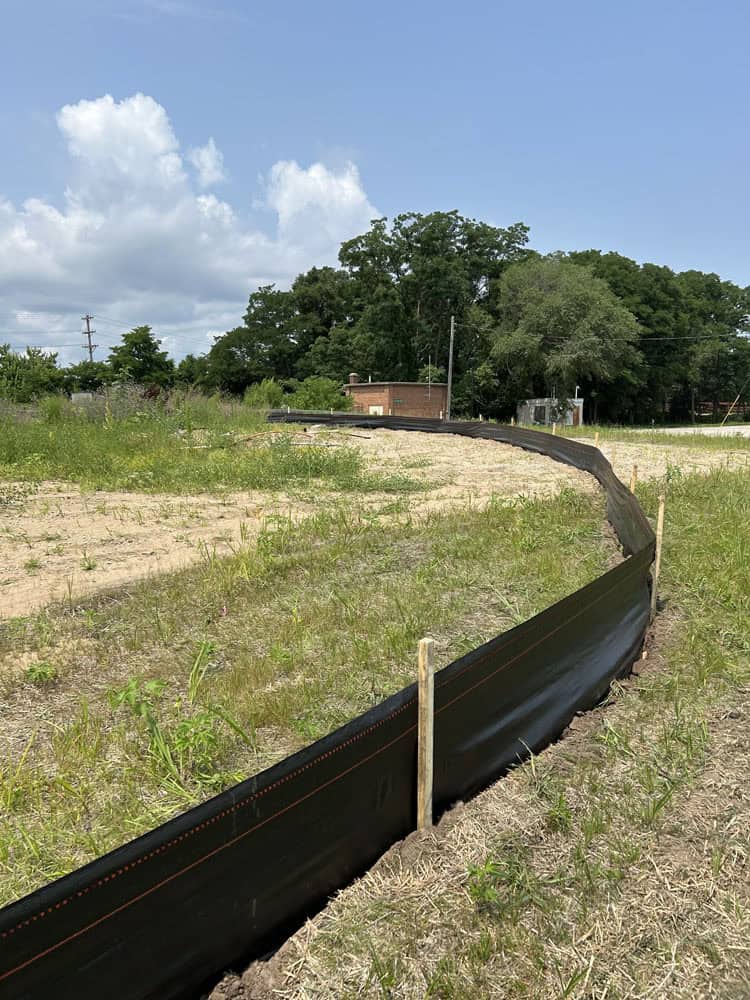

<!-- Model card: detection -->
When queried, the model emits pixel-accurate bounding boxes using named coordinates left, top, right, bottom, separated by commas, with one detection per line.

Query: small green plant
left=80, top=550, right=97, bottom=571
left=188, top=639, right=216, bottom=704
left=25, top=661, right=58, bottom=684
left=467, top=845, right=556, bottom=922
left=171, top=711, right=219, bottom=777
left=24, top=557, right=42, bottom=572
left=665, top=461, right=683, bottom=483
left=109, top=677, right=179, bottom=780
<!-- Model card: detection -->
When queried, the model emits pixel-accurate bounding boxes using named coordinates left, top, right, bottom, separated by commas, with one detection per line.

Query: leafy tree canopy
left=108, top=326, right=175, bottom=387
left=0, top=345, right=64, bottom=402
left=4, top=211, right=750, bottom=425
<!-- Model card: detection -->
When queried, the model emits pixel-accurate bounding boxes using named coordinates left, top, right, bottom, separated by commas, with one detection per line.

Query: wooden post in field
left=630, top=464, right=638, bottom=493
left=594, top=431, right=600, bottom=448
left=552, top=421, right=557, bottom=435
left=417, top=637, right=435, bottom=831
left=650, top=495, right=665, bottom=622
left=511, top=416, right=515, bottom=426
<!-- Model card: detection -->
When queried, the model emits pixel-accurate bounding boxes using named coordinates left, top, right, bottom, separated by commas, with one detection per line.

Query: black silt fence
left=0, top=417, right=655, bottom=1000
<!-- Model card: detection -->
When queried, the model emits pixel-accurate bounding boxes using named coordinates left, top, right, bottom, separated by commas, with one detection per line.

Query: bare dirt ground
left=0, top=484, right=319, bottom=620
left=575, top=435, right=750, bottom=482
left=0, top=429, right=594, bottom=619
left=2, top=428, right=746, bottom=620
left=641, top=424, right=750, bottom=438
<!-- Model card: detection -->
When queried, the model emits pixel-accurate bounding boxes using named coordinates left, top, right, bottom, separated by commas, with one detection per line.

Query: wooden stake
left=594, top=431, right=600, bottom=448
left=629, top=464, right=638, bottom=493
left=511, top=416, right=515, bottom=426
left=552, top=421, right=557, bottom=435
left=417, top=637, right=435, bottom=831
left=650, top=495, right=665, bottom=621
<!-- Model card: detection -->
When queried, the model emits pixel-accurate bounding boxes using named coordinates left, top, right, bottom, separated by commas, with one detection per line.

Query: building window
left=368, top=405, right=384, bottom=415
left=533, top=405, right=547, bottom=424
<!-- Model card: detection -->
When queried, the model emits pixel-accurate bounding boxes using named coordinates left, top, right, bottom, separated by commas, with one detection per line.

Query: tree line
left=3, top=211, right=749, bottom=422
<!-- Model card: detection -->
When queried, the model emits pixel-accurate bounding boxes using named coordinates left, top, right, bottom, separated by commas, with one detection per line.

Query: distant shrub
left=39, top=395, right=75, bottom=424
left=283, top=376, right=352, bottom=412
left=244, top=379, right=285, bottom=410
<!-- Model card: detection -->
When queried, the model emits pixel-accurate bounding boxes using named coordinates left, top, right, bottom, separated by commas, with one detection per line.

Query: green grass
left=286, top=467, right=750, bottom=998
left=0, top=487, right=613, bottom=905
left=0, top=396, right=418, bottom=495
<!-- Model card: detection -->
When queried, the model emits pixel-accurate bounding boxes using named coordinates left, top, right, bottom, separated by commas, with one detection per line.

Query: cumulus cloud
left=0, top=93, right=378, bottom=361
left=189, top=137, right=226, bottom=187
left=266, top=160, right=376, bottom=251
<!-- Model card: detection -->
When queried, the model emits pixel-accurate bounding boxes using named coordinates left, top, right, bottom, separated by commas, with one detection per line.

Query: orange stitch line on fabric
left=0, top=555, right=650, bottom=947
left=1, top=696, right=417, bottom=940
left=1, top=551, right=649, bottom=949
left=435, top=554, right=646, bottom=699
left=0, top=719, right=419, bottom=983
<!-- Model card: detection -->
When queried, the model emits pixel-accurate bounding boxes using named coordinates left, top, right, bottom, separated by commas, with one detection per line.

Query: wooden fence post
left=594, top=431, right=599, bottom=448
left=417, top=637, right=435, bottom=831
left=630, top=464, right=638, bottom=493
left=650, top=495, right=665, bottom=622
left=552, top=421, right=557, bottom=435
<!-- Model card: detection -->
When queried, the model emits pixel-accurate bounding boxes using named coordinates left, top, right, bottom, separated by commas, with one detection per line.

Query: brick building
left=342, top=374, right=448, bottom=418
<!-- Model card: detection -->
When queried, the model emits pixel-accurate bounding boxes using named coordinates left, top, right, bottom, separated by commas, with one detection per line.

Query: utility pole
left=81, top=314, right=97, bottom=362
left=446, top=314, right=455, bottom=421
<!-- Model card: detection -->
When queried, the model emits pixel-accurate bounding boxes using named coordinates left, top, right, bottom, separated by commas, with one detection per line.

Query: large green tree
left=174, top=211, right=750, bottom=424
left=108, top=326, right=175, bottom=387
left=336, top=211, right=530, bottom=383
left=489, top=257, right=645, bottom=421
left=63, top=360, right=114, bottom=393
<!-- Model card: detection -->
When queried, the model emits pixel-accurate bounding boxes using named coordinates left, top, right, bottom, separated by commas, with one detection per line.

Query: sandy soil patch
left=0, top=485, right=315, bottom=620
left=318, top=426, right=597, bottom=511
left=0, top=431, right=592, bottom=619
left=4, top=427, right=741, bottom=620
left=576, top=435, right=750, bottom=483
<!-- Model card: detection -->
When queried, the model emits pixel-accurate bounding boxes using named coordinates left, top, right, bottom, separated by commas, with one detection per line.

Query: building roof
left=344, top=381, right=447, bottom=388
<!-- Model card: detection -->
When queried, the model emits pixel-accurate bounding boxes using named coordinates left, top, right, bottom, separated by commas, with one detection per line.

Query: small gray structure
left=517, top=396, right=584, bottom=427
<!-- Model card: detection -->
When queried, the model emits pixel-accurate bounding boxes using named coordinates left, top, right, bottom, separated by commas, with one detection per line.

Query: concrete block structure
left=343, top=374, right=447, bottom=419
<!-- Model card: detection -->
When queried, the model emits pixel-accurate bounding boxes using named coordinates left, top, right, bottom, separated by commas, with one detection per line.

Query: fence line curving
left=0, top=416, right=655, bottom=1000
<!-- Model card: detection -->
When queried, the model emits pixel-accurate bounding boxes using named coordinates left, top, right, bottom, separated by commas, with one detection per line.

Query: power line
left=95, top=314, right=139, bottom=329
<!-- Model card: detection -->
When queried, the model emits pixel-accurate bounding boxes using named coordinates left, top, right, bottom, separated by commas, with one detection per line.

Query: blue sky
left=1, top=0, right=748, bottom=361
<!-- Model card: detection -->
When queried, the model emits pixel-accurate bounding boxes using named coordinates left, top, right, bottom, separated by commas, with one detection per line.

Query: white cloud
left=0, top=93, right=378, bottom=362
left=266, top=160, right=376, bottom=250
left=189, top=137, right=226, bottom=187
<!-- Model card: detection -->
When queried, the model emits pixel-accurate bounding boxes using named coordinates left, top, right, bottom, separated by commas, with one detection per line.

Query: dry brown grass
left=225, top=627, right=749, bottom=1000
